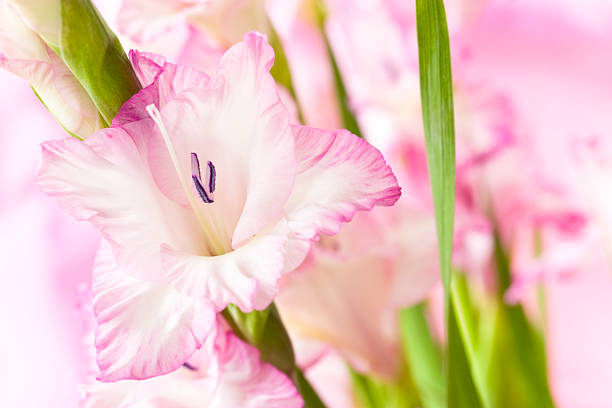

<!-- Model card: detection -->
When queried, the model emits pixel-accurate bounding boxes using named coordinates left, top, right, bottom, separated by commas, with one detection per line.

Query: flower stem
left=222, top=303, right=328, bottom=407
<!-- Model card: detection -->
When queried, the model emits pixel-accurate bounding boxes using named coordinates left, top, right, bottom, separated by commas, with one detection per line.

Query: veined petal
left=114, top=50, right=210, bottom=127
left=209, top=31, right=296, bottom=247
left=83, top=316, right=301, bottom=408
left=161, top=223, right=289, bottom=312
left=138, top=32, right=296, bottom=246
left=283, top=125, right=401, bottom=270
left=36, top=127, right=205, bottom=281
left=278, top=250, right=401, bottom=378
left=92, top=241, right=216, bottom=381
left=211, top=330, right=303, bottom=408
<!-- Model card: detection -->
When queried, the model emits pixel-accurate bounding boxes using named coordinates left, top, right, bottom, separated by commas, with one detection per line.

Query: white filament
left=146, top=104, right=228, bottom=255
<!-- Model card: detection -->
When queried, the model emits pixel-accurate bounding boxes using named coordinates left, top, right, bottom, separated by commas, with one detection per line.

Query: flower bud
left=8, top=0, right=62, bottom=49
left=0, top=0, right=102, bottom=138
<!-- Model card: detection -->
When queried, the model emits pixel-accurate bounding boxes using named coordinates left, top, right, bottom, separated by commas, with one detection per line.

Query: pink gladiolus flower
left=82, top=313, right=302, bottom=408
left=36, top=32, right=400, bottom=381
left=277, top=200, right=441, bottom=378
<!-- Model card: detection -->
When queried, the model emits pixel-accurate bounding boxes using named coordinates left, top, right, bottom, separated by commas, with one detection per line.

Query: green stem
left=222, top=303, right=328, bottom=408
left=400, top=304, right=445, bottom=408
left=313, top=1, right=363, bottom=137
left=267, top=19, right=306, bottom=124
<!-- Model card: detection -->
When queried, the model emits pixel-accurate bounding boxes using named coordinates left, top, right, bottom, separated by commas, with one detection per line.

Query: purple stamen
left=207, top=160, right=216, bottom=193
left=191, top=152, right=215, bottom=204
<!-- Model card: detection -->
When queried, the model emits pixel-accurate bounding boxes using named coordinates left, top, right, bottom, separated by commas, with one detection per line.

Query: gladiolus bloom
left=36, top=32, right=400, bottom=381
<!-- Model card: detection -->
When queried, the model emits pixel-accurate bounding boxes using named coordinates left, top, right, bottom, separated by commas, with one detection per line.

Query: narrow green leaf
left=349, top=367, right=420, bottom=408
left=294, top=368, right=328, bottom=408
left=450, top=278, right=490, bottom=407
left=486, top=235, right=555, bottom=408
left=414, top=1, right=488, bottom=406
left=267, top=21, right=305, bottom=124
left=60, top=0, right=141, bottom=126
left=400, top=304, right=445, bottom=408
left=313, top=1, right=362, bottom=137
left=414, top=0, right=455, bottom=295
left=324, top=36, right=362, bottom=137
left=447, top=300, right=483, bottom=407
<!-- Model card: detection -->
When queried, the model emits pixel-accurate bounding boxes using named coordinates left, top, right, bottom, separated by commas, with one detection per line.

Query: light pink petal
left=212, top=330, right=303, bottom=408
left=114, top=50, right=210, bottom=127
left=117, top=0, right=199, bottom=43
left=117, top=33, right=296, bottom=250
left=83, top=317, right=301, bottom=407
left=283, top=125, right=401, bottom=270
left=92, top=240, right=216, bottom=381
left=213, top=31, right=296, bottom=247
left=177, top=26, right=225, bottom=75
left=132, top=32, right=295, bottom=247
left=161, top=222, right=289, bottom=312
left=278, top=249, right=401, bottom=378
left=36, top=127, right=204, bottom=282
left=128, top=49, right=166, bottom=87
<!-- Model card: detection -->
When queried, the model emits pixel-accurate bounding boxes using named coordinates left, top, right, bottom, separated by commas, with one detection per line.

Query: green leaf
left=350, top=367, right=420, bottom=408
left=414, top=1, right=489, bottom=406
left=222, top=304, right=295, bottom=377
left=486, top=235, right=555, bottom=408
left=294, top=368, right=328, bottom=408
left=450, top=277, right=490, bottom=407
left=400, top=304, right=445, bottom=408
left=313, top=1, right=362, bottom=137
left=59, top=0, right=141, bottom=126
left=414, top=0, right=455, bottom=297
left=267, top=21, right=305, bottom=124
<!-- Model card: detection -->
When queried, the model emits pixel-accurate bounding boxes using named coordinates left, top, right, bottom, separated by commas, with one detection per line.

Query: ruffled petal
left=283, top=125, right=401, bottom=270
left=206, top=31, right=296, bottom=247
left=211, top=330, right=303, bottom=408
left=114, top=50, right=210, bottom=127
left=92, top=241, right=216, bottom=381
left=36, top=127, right=204, bottom=281
left=161, top=222, right=289, bottom=312
left=116, top=33, right=296, bottom=248
left=83, top=317, right=301, bottom=407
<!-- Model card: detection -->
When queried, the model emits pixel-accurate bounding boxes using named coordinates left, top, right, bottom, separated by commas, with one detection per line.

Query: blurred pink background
left=1, top=0, right=612, bottom=407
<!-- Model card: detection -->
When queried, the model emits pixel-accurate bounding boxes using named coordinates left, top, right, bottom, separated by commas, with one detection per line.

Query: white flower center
left=146, top=104, right=230, bottom=255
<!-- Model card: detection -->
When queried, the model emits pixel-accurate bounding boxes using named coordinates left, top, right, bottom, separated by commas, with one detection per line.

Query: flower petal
left=283, top=125, right=401, bottom=270
left=92, top=240, right=215, bottom=381
left=83, top=316, right=301, bottom=407
left=135, top=32, right=296, bottom=246
left=278, top=250, right=401, bottom=378
left=161, top=222, right=289, bottom=312
left=212, top=330, right=303, bottom=408
left=210, top=31, right=296, bottom=247
left=117, top=0, right=197, bottom=44
left=36, top=127, right=204, bottom=281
